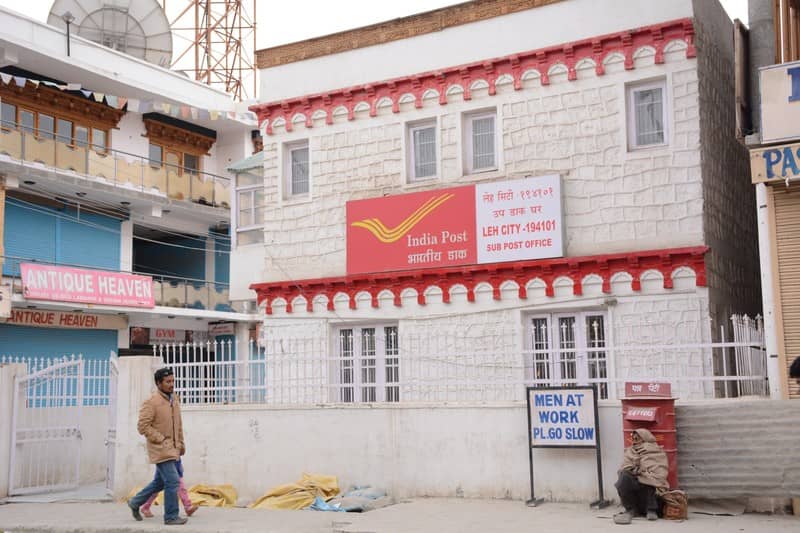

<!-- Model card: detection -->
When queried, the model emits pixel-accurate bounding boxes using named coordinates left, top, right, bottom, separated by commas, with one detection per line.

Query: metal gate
left=104, top=352, right=119, bottom=494
left=9, top=357, right=84, bottom=495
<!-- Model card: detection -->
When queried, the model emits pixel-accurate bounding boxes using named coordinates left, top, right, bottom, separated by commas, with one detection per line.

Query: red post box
left=621, top=382, right=678, bottom=489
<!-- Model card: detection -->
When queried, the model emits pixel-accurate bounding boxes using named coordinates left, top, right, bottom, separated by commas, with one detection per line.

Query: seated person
left=791, top=356, right=800, bottom=387
left=613, top=428, right=669, bottom=525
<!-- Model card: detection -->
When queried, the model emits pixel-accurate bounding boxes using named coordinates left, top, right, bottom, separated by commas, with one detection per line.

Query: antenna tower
left=160, top=0, right=256, bottom=101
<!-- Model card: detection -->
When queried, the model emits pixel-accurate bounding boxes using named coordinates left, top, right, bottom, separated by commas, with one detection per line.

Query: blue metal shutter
left=0, top=324, right=117, bottom=362
left=58, top=211, right=121, bottom=270
left=3, top=201, right=57, bottom=275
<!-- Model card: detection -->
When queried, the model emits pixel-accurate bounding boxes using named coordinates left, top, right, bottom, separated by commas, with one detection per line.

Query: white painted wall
left=110, top=402, right=624, bottom=505
left=112, top=113, right=149, bottom=160
left=259, top=0, right=694, bottom=101
left=230, top=245, right=267, bottom=302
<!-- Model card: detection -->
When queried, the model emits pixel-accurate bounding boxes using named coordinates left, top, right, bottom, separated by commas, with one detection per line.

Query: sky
left=0, top=0, right=749, bottom=50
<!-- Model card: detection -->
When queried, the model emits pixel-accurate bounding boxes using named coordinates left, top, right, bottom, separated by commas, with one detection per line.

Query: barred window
left=335, top=325, right=399, bottom=403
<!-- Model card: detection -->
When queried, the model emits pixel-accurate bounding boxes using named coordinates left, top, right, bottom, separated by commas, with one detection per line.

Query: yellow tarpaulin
left=124, top=484, right=237, bottom=507
left=249, top=473, right=339, bottom=510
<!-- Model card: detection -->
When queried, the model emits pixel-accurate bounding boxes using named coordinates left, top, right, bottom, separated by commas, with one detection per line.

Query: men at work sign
left=346, top=175, right=563, bottom=274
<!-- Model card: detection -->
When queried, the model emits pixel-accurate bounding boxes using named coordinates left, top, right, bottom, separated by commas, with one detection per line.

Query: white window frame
left=407, top=119, right=438, bottom=182
left=283, top=140, right=310, bottom=198
left=463, top=109, right=498, bottom=174
left=527, top=311, right=610, bottom=398
left=333, top=324, right=399, bottom=403
left=626, top=78, right=668, bottom=151
left=233, top=171, right=264, bottom=247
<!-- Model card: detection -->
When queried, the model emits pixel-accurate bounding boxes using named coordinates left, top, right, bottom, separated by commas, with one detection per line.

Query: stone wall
left=692, top=0, right=762, bottom=331
left=257, top=43, right=704, bottom=283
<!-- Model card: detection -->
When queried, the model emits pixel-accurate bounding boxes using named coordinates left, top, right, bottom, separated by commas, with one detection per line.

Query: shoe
left=141, top=507, right=154, bottom=518
left=613, top=511, right=633, bottom=525
left=165, top=517, right=188, bottom=525
left=128, top=503, right=142, bottom=521
left=186, top=505, right=198, bottom=516
left=647, top=510, right=658, bottom=521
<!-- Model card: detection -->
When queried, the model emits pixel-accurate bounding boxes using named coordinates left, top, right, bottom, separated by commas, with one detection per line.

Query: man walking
left=128, top=367, right=188, bottom=525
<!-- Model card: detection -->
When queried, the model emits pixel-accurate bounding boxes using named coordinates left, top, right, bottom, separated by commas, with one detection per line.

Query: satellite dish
left=48, top=0, right=173, bottom=68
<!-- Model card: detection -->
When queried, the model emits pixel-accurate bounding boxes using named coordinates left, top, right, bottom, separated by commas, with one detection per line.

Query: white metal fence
left=153, top=315, right=767, bottom=406
left=0, top=354, right=113, bottom=406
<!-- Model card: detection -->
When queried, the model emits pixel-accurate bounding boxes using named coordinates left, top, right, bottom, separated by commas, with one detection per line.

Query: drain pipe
left=756, top=183, right=782, bottom=398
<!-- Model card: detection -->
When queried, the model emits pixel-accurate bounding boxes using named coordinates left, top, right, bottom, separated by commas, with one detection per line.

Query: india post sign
left=346, top=175, right=563, bottom=274
left=528, top=387, right=597, bottom=447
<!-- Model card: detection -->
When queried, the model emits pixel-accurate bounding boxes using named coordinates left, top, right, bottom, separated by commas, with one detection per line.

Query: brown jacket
left=620, top=428, right=669, bottom=494
left=137, top=390, right=185, bottom=464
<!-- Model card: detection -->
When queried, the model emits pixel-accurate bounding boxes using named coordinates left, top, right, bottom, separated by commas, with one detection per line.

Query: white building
left=234, top=0, right=760, bottom=404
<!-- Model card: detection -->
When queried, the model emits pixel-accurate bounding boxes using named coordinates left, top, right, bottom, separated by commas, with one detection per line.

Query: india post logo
left=350, top=193, right=454, bottom=243
left=345, top=185, right=477, bottom=274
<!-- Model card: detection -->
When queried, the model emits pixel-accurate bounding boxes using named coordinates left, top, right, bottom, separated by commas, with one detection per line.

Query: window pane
left=254, top=190, right=265, bottom=208
left=291, top=146, right=309, bottom=195
left=557, top=317, right=577, bottom=383
left=1, top=102, right=16, bottom=128
left=531, top=318, right=551, bottom=386
left=237, top=171, right=261, bottom=187
left=472, top=116, right=495, bottom=170
left=385, top=326, right=399, bottom=402
left=149, top=144, right=162, bottom=167
left=585, top=315, right=608, bottom=399
left=634, top=87, right=664, bottom=146
left=184, top=153, right=199, bottom=175
left=339, top=329, right=354, bottom=403
left=413, top=125, right=436, bottom=178
left=20, top=110, right=34, bottom=134
left=236, top=229, right=264, bottom=245
left=360, top=328, right=377, bottom=402
left=40, top=115, right=55, bottom=139
left=237, top=191, right=253, bottom=226
left=56, top=119, right=72, bottom=143
left=91, top=128, right=106, bottom=150
left=74, top=125, right=89, bottom=147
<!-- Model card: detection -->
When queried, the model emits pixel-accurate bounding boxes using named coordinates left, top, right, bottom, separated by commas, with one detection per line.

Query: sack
left=661, top=490, right=688, bottom=520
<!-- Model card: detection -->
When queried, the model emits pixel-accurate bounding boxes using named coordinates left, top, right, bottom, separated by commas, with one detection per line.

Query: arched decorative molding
left=469, top=79, right=490, bottom=91
left=495, top=73, right=514, bottom=86
left=252, top=19, right=696, bottom=133
left=640, top=268, right=665, bottom=292
left=252, top=247, right=708, bottom=314
left=311, top=109, right=327, bottom=121
left=671, top=266, right=697, bottom=290
left=398, top=93, right=416, bottom=104
left=421, top=88, right=439, bottom=100
left=290, top=295, right=308, bottom=314
left=520, top=68, right=542, bottom=81
left=376, top=96, right=393, bottom=108
left=581, top=273, right=604, bottom=296
left=353, top=101, right=371, bottom=113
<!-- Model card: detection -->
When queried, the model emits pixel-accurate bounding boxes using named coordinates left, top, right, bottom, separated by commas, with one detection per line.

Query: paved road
left=0, top=498, right=796, bottom=532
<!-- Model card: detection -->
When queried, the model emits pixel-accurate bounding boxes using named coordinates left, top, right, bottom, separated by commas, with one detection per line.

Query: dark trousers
left=615, top=471, right=660, bottom=515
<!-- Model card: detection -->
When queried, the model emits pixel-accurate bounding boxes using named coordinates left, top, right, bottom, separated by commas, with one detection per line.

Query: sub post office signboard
left=346, top=175, right=563, bottom=274
left=528, top=386, right=598, bottom=448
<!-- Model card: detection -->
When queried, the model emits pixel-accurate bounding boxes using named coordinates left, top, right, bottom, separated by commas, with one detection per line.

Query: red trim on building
left=251, top=18, right=695, bottom=135
left=250, top=246, right=708, bottom=315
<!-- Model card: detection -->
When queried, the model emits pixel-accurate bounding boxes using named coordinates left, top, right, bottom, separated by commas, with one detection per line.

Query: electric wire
left=6, top=197, right=232, bottom=254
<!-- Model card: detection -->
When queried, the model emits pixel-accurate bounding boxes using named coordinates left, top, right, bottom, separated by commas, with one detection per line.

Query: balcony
left=0, top=123, right=231, bottom=208
left=1, top=256, right=232, bottom=313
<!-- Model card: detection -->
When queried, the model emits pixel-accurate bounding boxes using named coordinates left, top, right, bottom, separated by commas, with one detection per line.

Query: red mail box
left=622, top=382, right=678, bottom=489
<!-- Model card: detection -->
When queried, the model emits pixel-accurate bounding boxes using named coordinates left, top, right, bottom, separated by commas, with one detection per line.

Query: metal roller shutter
left=773, top=187, right=800, bottom=398
left=0, top=325, right=117, bottom=362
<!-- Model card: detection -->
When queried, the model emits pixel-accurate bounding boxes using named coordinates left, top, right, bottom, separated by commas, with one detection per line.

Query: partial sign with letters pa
left=528, top=387, right=597, bottom=447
